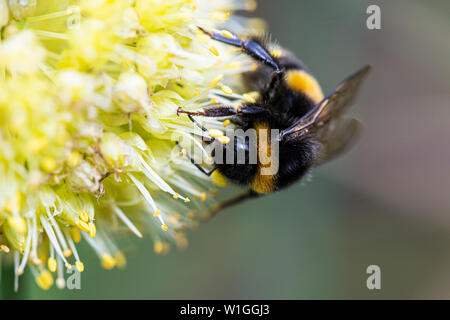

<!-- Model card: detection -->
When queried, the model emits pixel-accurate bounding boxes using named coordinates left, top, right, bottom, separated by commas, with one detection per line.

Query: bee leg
left=177, top=105, right=270, bottom=120
left=177, top=105, right=237, bottom=118
left=187, top=115, right=208, bottom=133
left=177, top=108, right=230, bottom=142
left=230, top=115, right=247, bottom=127
left=176, top=141, right=217, bottom=177
left=204, top=190, right=259, bottom=221
left=264, top=70, right=284, bottom=102
left=198, top=27, right=281, bottom=72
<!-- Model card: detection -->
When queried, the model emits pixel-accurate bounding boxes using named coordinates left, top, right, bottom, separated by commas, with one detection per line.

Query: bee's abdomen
left=275, top=137, right=319, bottom=190
left=216, top=163, right=258, bottom=186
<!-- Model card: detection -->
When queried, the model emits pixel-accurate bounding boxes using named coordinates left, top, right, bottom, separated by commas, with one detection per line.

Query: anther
left=101, top=254, right=116, bottom=269
left=48, top=257, right=57, bottom=272
left=210, top=11, right=230, bottom=22
left=79, top=210, right=89, bottom=223
left=218, top=136, right=230, bottom=144
left=243, top=92, right=259, bottom=103
left=114, top=252, right=126, bottom=269
left=208, top=129, right=224, bottom=138
left=75, top=261, right=84, bottom=272
left=210, top=74, right=224, bottom=87
left=221, top=85, right=233, bottom=95
left=220, top=30, right=234, bottom=39
left=63, top=248, right=72, bottom=258
left=154, top=241, right=164, bottom=254
left=70, top=228, right=81, bottom=243
left=56, top=278, right=65, bottom=289
left=88, top=222, right=96, bottom=238
left=77, top=220, right=90, bottom=233
left=209, top=46, right=219, bottom=56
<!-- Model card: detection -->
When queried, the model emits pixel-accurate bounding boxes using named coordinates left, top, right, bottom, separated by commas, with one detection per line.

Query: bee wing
left=315, top=117, right=362, bottom=165
left=279, top=65, right=371, bottom=141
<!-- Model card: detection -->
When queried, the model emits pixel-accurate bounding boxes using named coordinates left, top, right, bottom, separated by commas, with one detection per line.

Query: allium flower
left=0, top=0, right=261, bottom=290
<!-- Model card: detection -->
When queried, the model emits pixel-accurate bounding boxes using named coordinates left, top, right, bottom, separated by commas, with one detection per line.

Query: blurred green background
left=6, top=0, right=450, bottom=299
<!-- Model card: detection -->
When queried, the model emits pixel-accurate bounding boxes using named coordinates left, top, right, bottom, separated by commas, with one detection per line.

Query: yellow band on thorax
left=285, top=70, right=324, bottom=104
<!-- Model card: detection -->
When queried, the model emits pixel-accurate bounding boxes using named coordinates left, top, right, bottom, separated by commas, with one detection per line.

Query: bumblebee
left=178, top=27, right=371, bottom=217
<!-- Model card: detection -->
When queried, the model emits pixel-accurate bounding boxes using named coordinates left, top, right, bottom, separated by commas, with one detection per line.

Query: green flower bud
left=8, top=0, right=36, bottom=20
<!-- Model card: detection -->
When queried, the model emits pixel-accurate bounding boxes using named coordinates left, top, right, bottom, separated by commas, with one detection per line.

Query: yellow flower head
left=0, top=0, right=261, bottom=290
